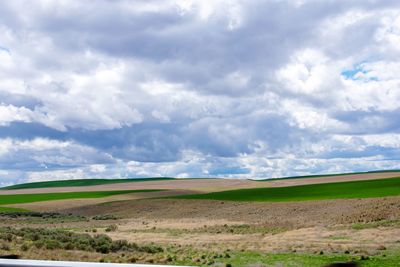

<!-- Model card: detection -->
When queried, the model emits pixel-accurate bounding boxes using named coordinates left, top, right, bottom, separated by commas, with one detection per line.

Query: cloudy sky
left=1, top=0, right=400, bottom=185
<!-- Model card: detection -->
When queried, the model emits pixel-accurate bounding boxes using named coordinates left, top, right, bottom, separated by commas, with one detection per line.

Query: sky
left=1, top=0, right=400, bottom=185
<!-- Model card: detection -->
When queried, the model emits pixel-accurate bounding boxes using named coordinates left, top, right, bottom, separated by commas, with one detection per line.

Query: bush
left=139, top=244, right=164, bottom=254
left=33, top=240, right=44, bottom=249
left=21, top=243, right=30, bottom=251
left=96, top=244, right=111, bottom=254
left=45, top=240, right=61, bottom=250
left=0, top=226, right=163, bottom=255
left=105, top=225, right=118, bottom=232
left=111, top=240, right=129, bottom=252
left=1, top=243, right=10, bottom=251
left=92, top=214, right=118, bottom=220
left=0, top=233, right=13, bottom=242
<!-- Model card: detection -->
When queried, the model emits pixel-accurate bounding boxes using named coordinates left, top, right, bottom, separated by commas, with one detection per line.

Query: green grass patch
left=175, top=177, right=400, bottom=202
left=0, top=206, right=29, bottom=212
left=206, top=250, right=400, bottom=267
left=1, top=178, right=175, bottom=190
left=0, top=189, right=161, bottom=205
left=351, top=219, right=400, bottom=230
left=326, top=235, right=351, bottom=240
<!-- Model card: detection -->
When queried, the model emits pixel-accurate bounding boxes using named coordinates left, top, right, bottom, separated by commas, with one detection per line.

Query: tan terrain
left=266, top=171, right=400, bottom=187
left=49, top=196, right=400, bottom=254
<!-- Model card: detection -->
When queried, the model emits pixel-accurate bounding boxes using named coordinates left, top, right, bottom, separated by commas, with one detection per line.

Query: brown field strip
left=266, top=171, right=400, bottom=187
left=8, top=190, right=195, bottom=212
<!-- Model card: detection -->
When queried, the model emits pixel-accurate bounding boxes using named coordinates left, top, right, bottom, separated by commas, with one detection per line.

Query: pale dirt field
left=8, top=190, right=195, bottom=212
left=266, top=171, right=400, bottom=187
left=1, top=171, right=399, bottom=196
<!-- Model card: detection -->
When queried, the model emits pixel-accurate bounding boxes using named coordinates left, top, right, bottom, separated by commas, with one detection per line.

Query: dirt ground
left=42, top=196, right=400, bottom=255
left=266, top=171, right=400, bottom=187
left=63, top=196, right=400, bottom=227
left=8, top=189, right=195, bottom=212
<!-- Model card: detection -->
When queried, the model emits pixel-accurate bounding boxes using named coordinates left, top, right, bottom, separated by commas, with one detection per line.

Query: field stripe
left=0, top=189, right=162, bottom=206
left=1, top=178, right=175, bottom=190
left=175, top=177, right=400, bottom=202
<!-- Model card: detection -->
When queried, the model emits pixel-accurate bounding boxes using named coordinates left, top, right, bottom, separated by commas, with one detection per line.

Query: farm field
left=1, top=171, right=399, bottom=196
left=0, top=189, right=160, bottom=206
left=0, top=171, right=400, bottom=266
left=176, top=177, right=400, bottom=202
left=1, top=178, right=175, bottom=190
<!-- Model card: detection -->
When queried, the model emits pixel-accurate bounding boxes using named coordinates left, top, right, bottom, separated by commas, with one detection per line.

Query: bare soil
left=266, top=171, right=400, bottom=187
left=8, top=190, right=195, bottom=212
left=63, top=196, right=400, bottom=226
left=50, top=196, right=400, bottom=254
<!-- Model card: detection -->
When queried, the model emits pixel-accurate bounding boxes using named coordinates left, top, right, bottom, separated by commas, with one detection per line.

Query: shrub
left=21, top=243, right=30, bottom=251
left=1, top=243, right=10, bottom=251
left=96, top=244, right=111, bottom=254
left=92, top=214, right=118, bottom=220
left=111, top=240, right=129, bottom=252
left=0, top=227, right=163, bottom=255
left=33, top=240, right=44, bottom=249
left=45, top=240, right=61, bottom=250
left=0, top=233, right=13, bottom=242
left=139, top=244, right=164, bottom=254
left=105, top=225, right=118, bottom=232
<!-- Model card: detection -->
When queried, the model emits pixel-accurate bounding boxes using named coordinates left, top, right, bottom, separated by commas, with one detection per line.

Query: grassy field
left=176, top=177, right=400, bottom=202
left=256, top=170, right=400, bottom=181
left=0, top=189, right=161, bottom=206
left=0, top=206, right=28, bottom=212
left=1, top=178, right=174, bottom=190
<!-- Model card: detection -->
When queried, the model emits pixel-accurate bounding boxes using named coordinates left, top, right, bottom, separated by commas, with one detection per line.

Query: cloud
left=1, top=0, right=400, bottom=183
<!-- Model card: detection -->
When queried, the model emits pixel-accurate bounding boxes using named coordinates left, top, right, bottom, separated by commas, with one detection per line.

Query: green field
left=1, top=178, right=175, bottom=190
left=0, top=206, right=28, bottom=212
left=176, top=177, right=400, bottom=202
left=0, top=189, right=161, bottom=206
left=255, top=170, right=400, bottom=181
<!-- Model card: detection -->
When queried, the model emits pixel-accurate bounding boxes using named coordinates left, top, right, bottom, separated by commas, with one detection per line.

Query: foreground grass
left=0, top=189, right=161, bottom=206
left=1, top=178, right=175, bottom=190
left=176, top=177, right=400, bottom=202
left=0, top=226, right=399, bottom=266
left=210, top=250, right=400, bottom=267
